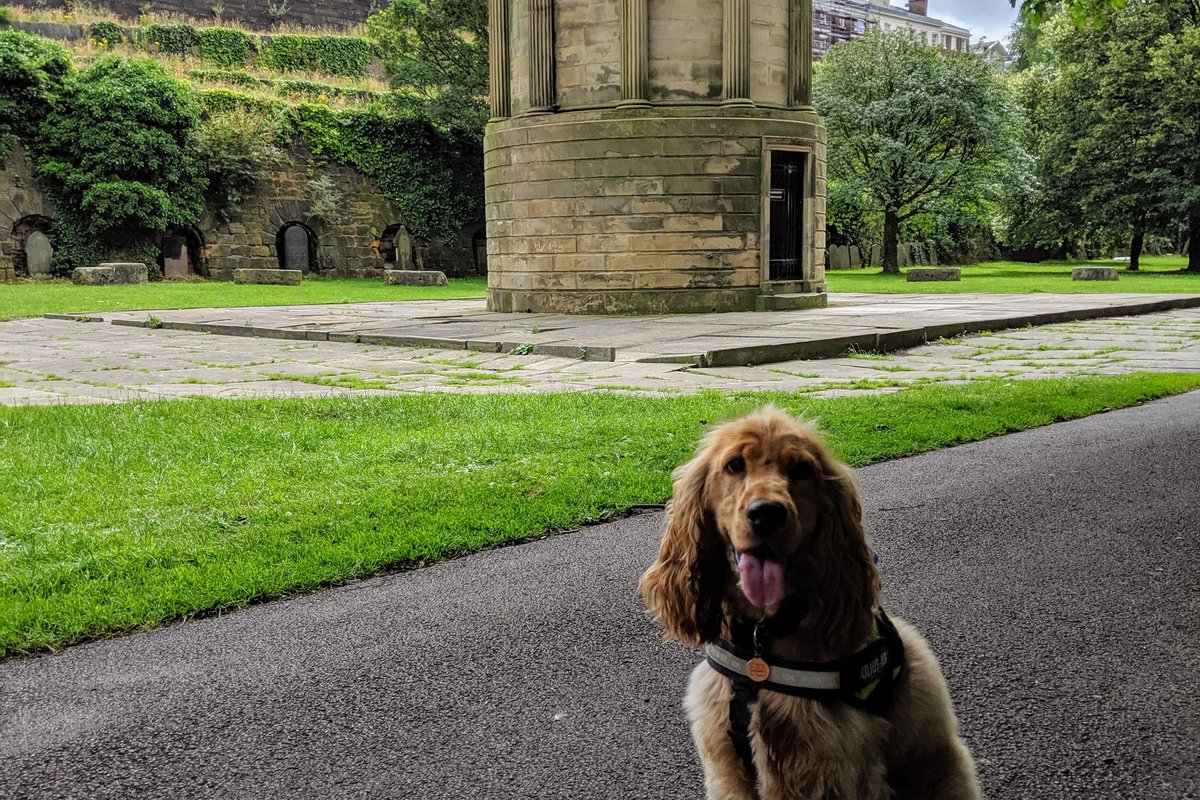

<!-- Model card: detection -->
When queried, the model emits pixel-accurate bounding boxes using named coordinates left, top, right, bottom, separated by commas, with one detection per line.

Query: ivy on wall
left=142, top=22, right=201, bottom=55
left=88, top=20, right=126, bottom=48
left=256, top=34, right=374, bottom=77
left=197, top=27, right=252, bottom=68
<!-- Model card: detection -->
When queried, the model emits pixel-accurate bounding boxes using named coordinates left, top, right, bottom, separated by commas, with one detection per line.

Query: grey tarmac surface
left=2, top=393, right=1198, bottom=800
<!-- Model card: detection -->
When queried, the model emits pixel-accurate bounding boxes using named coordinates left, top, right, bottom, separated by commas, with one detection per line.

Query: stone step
left=755, top=292, right=829, bottom=312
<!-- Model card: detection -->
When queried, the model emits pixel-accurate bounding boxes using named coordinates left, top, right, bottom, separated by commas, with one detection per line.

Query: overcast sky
left=928, top=0, right=1020, bottom=43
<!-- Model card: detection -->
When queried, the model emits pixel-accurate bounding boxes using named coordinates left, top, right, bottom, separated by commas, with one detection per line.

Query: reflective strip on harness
left=705, top=643, right=842, bottom=691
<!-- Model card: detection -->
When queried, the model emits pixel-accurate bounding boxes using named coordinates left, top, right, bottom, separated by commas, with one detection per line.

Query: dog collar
left=704, top=612, right=905, bottom=709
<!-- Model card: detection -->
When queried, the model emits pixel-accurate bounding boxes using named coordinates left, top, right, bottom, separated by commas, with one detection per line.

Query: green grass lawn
left=2, top=372, right=1198, bottom=657
left=826, top=256, right=1200, bottom=294
left=0, top=276, right=489, bottom=321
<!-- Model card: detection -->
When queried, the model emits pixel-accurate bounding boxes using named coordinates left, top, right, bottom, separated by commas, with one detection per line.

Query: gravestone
left=849, top=245, right=861, bottom=268
left=910, top=243, right=926, bottom=266
left=283, top=226, right=311, bottom=274
left=72, top=263, right=149, bottom=285
left=394, top=226, right=415, bottom=269
left=898, top=244, right=912, bottom=268
left=869, top=245, right=881, bottom=267
left=26, top=231, right=53, bottom=276
left=830, top=245, right=851, bottom=270
left=907, top=267, right=961, bottom=282
left=235, top=268, right=303, bottom=285
left=384, top=269, right=448, bottom=286
left=1072, top=267, right=1119, bottom=281
left=162, top=235, right=190, bottom=280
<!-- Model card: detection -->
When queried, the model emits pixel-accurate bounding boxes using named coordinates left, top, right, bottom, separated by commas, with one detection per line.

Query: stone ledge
left=1073, top=267, right=1119, bottom=281
left=907, top=268, right=961, bottom=282
left=72, top=263, right=148, bottom=285
left=384, top=270, right=448, bottom=286
left=234, top=269, right=302, bottom=286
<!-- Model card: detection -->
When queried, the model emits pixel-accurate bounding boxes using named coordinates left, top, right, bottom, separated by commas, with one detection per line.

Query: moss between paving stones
left=1, top=372, right=1198, bottom=657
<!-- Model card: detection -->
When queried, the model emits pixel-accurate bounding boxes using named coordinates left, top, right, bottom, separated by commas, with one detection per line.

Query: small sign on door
left=770, top=189, right=785, bottom=201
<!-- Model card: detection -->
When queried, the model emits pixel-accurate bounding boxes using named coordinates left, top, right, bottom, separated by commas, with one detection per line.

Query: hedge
left=143, top=23, right=200, bottom=56
left=88, top=21, right=125, bottom=48
left=257, top=34, right=373, bottom=77
left=198, top=27, right=252, bottom=68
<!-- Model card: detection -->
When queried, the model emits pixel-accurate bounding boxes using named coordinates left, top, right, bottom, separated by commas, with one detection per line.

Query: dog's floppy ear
left=805, top=446, right=881, bottom=640
left=640, top=449, right=727, bottom=646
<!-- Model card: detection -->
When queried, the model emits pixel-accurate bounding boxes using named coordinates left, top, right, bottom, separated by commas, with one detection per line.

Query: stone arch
left=276, top=222, right=318, bottom=274
left=159, top=227, right=207, bottom=279
left=8, top=215, right=55, bottom=277
left=471, top=225, right=488, bottom=274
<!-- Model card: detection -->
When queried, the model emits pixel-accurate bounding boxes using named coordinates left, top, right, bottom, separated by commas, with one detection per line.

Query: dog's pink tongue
left=737, top=553, right=785, bottom=609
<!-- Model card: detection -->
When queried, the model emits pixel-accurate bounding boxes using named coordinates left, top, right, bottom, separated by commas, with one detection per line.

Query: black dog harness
left=703, top=612, right=906, bottom=779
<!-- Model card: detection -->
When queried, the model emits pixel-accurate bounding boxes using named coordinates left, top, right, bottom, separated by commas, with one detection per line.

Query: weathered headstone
left=235, top=268, right=303, bottom=285
left=25, top=231, right=53, bottom=276
left=830, top=245, right=851, bottom=270
left=910, top=243, right=926, bottom=266
left=869, top=245, right=882, bottom=267
left=283, top=226, right=311, bottom=274
left=898, top=244, right=912, bottom=268
left=384, top=269, right=448, bottom=286
left=1072, top=267, right=1119, bottom=281
left=394, top=226, right=415, bottom=270
left=849, top=245, right=861, bottom=269
left=907, top=267, right=961, bottom=282
left=162, top=235, right=190, bottom=280
left=72, top=262, right=149, bottom=285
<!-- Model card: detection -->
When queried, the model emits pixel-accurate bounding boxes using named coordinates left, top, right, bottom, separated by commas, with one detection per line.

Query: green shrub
left=36, top=57, right=206, bottom=270
left=257, top=34, right=373, bottom=77
left=143, top=23, right=200, bottom=56
left=194, top=106, right=285, bottom=222
left=196, top=87, right=282, bottom=117
left=0, top=30, right=73, bottom=156
left=189, top=68, right=259, bottom=87
left=0, top=7, right=13, bottom=25
left=198, top=27, right=251, bottom=67
left=88, top=20, right=125, bottom=48
left=272, top=79, right=335, bottom=98
left=294, top=103, right=483, bottom=240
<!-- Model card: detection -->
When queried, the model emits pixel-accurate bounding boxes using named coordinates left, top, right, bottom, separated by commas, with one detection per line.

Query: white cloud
left=927, top=0, right=1019, bottom=43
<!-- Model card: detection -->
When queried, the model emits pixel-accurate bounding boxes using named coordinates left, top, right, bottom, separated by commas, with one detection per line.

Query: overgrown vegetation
left=3, top=372, right=1198, bottom=656
left=0, top=21, right=483, bottom=273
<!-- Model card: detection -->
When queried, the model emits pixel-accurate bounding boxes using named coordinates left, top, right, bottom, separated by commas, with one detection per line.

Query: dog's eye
left=724, top=457, right=746, bottom=475
left=789, top=460, right=815, bottom=481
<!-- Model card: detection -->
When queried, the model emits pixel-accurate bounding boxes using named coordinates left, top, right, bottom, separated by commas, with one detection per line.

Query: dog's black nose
left=746, top=500, right=788, bottom=533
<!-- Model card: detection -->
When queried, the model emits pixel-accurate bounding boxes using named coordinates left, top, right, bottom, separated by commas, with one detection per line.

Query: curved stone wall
left=486, top=0, right=826, bottom=314
left=485, top=106, right=827, bottom=314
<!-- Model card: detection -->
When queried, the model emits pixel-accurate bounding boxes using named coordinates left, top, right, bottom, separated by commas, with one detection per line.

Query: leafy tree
left=1014, top=0, right=1127, bottom=23
left=0, top=31, right=72, bottom=157
left=367, top=0, right=489, bottom=133
left=1011, top=2, right=1200, bottom=271
left=37, top=57, right=206, bottom=269
left=815, top=30, right=1018, bottom=272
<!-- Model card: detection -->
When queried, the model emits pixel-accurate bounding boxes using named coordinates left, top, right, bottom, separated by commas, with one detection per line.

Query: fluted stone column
left=488, top=0, right=510, bottom=119
left=528, top=0, right=556, bottom=113
left=722, top=0, right=753, bottom=106
left=618, top=0, right=649, bottom=106
left=789, top=0, right=813, bottom=107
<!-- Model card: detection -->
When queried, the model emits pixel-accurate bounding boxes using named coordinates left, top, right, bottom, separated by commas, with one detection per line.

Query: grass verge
left=2, top=372, right=1198, bottom=657
left=0, top=276, right=488, bottom=321
left=825, top=256, right=1200, bottom=294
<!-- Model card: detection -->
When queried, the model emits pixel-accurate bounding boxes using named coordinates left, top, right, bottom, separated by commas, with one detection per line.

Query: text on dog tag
left=746, top=657, right=771, bottom=682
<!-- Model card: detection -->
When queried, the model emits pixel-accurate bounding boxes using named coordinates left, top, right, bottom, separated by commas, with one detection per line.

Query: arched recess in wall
left=378, top=223, right=414, bottom=268
left=471, top=226, right=487, bottom=274
left=8, top=216, right=55, bottom=277
left=159, top=227, right=207, bottom=279
left=276, top=222, right=318, bottom=274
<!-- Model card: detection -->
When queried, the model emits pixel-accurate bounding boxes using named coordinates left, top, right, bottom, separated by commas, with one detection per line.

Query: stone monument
left=484, top=0, right=828, bottom=314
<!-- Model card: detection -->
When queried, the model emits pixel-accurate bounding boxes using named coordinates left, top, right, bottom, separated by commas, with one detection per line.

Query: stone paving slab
left=3, top=303, right=1197, bottom=406
left=66, top=293, right=1200, bottom=368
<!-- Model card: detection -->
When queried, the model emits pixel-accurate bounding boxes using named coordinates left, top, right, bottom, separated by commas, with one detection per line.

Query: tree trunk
left=1129, top=225, right=1144, bottom=272
left=882, top=209, right=900, bottom=274
left=1188, top=204, right=1200, bottom=273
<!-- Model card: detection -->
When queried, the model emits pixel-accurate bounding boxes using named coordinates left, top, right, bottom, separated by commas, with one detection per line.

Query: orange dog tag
left=746, top=657, right=771, bottom=683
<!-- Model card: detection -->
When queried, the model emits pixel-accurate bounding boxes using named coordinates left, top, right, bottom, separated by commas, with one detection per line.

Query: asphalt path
left=2, top=392, right=1198, bottom=799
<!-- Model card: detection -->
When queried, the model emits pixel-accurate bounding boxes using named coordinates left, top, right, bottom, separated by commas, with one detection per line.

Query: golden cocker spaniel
left=641, top=407, right=980, bottom=800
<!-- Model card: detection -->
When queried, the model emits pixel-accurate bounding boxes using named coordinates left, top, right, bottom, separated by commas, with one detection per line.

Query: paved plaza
left=2, top=294, right=1198, bottom=405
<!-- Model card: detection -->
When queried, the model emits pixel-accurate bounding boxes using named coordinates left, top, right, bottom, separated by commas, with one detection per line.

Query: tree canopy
left=816, top=30, right=1017, bottom=272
